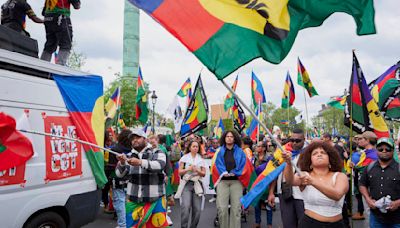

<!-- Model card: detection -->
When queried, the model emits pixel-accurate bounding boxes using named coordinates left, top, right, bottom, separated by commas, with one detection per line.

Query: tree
left=67, top=43, right=86, bottom=70
left=104, top=73, right=150, bottom=127
left=311, top=107, right=349, bottom=136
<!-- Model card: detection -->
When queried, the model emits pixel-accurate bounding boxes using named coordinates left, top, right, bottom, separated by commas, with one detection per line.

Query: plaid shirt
left=116, top=145, right=166, bottom=203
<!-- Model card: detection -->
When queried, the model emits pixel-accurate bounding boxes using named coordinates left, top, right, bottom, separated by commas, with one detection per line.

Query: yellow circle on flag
left=151, top=213, right=166, bottom=227
left=132, top=207, right=143, bottom=221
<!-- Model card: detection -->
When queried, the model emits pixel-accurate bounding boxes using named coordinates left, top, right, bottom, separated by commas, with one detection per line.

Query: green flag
left=135, top=67, right=149, bottom=124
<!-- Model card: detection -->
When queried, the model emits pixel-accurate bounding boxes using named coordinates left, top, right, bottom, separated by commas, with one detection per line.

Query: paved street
left=84, top=195, right=369, bottom=228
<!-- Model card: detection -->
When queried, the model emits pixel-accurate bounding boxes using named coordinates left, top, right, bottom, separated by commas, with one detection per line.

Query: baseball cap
left=376, top=137, right=395, bottom=149
left=129, top=129, right=147, bottom=139
left=360, top=131, right=377, bottom=140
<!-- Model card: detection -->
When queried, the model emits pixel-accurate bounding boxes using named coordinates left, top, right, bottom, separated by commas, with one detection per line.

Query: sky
left=26, top=1, right=400, bottom=124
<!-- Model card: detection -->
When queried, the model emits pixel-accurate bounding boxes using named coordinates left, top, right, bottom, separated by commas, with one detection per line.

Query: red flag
left=0, top=112, right=34, bottom=171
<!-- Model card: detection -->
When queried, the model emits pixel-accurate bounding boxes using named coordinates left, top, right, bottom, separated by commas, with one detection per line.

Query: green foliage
left=104, top=73, right=149, bottom=127
left=67, top=43, right=86, bottom=70
left=311, top=107, right=349, bottom=136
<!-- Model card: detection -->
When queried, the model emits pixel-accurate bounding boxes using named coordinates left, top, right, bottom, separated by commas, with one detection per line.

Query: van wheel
left=25, top=211, right=66, bottom=228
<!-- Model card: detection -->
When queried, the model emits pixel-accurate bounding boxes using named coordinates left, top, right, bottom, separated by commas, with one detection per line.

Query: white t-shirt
left=179, top=153, right=207, bottom=179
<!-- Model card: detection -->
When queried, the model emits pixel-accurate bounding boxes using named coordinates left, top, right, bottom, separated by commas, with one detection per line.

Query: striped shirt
left=116, top=145, right=166, bottom=203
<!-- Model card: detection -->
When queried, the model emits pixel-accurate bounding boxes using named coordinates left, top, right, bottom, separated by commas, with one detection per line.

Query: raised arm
left=282, top=150, right=302, bottom=186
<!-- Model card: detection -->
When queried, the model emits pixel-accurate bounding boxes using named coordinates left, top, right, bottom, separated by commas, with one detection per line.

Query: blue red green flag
left=53, top=74, right=107, bottom=188
left=297, top=58, right=318, bottom=97
left=128, top=0, right=375, bottom=80
left=180, top=75, right=209, bottom=138
left=135, top=67, right=149, bottom=124
left=251, top=71, right=266, bottom=109
left=224, top=75, right=239, bottom=111
left=105, top=87, right=121, bottom=119
left=344, top=52, right=389, bottom=138
left=369, top=62, right=400, bottom=121
left=213, top=118, right=225, bottom=139
left=232, top=98, right=246, bottom=134
left=281, top=72, right=295, bottom=108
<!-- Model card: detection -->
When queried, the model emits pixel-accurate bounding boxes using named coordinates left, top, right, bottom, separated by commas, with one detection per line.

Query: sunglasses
left=290, top=138, right=303, bottom=143
left=377, top=147, right=393, bottom=153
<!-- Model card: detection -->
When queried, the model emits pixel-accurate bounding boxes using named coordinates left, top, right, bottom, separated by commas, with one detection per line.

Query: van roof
left=0, top=49, right=89, bottom=79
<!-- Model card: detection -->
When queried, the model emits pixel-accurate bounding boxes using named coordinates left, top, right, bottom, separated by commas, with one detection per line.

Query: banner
left=44, top=116, right=82, bottom=182
left=0, top=165, right=26, bottom=186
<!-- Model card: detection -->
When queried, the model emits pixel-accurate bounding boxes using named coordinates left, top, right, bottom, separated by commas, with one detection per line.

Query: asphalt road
left=83, top=195, right=369, bottom=228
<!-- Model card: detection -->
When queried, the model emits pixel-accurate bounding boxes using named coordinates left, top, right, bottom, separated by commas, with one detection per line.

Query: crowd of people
left=100, top=126, right=400, bottom=228
left=1, top=0, right=80, bottom=65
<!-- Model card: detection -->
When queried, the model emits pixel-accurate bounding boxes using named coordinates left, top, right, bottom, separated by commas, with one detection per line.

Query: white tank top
left=302, top=172, right=345, bottom=217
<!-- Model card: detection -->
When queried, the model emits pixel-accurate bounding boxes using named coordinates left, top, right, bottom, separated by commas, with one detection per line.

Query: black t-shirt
left=1, top=0, right=34, bottom=27
left=359, top=160, right=400, bottom=224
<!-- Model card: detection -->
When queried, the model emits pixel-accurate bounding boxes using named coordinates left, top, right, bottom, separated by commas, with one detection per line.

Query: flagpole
left=257, top=100, right=261, bottom=142
left=302, top=87, right=309, bottom=139
left=220, top=79, right=301, bottom=173
left=349, top=49, right=356, bottom=228
left=287, top=105, right=290, bottom=135
left=115, top=86, right=122, bottom=134
left=19, top=129, right=121, bottom=156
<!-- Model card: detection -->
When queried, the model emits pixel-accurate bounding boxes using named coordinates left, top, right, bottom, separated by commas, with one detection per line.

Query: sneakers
left=351, top=212, right=365, bottom=220
left=209, top=197, right=216, bottom=203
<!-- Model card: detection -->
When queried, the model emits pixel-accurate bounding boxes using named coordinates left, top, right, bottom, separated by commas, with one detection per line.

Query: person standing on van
left=116, top=129, right=168, bottom=227
left=1, top=0, right=43, bottom=37
left=40, top=0, right=80, bottom=66
left=107, top=129, right=132, bottom=228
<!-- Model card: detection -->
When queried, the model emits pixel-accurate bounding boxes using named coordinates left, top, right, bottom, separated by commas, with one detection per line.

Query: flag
left=344, top=53, right=389, bottom=138
left=224, top=75, right=239, bottom=111
left=369, top=63, right=400, bottom=121
left=105, top=87, right=121, bottom=119
left=327, top=95, right=347, bottom=110
left=213, top=118, right=225, bottom=139
left=232, top=98, right=246, bottom=133
left=241, top=143, right=294, bottom=208
left=117, top=114, right=126, bottom=129
left=53, top=74, right=107, bottom=188
left=0, top=112, right=34, bottom=171
left=167, top=95, right=183, bottom=132
left=135, top=67, right=149, bottom=124
left=280, top=120, right=289, bottom=125
left=211, top=144, right=256, bottom=189
left=177, top=78, right=192, bottom=97
left=180, top=75, right=209, bottom=138
left=298, top=58, right=318, bottom=97
left=281, top=72, right=295, bottom=108
left=126, top=197, right=168, bottom=228
left=246, top=109, right=259, bottom=141
left=170, top=162, right=180, bottom=192
left=128, top=0, right=375, bottom=80
left=251, top=71, right=266, bottom=108
left=294, top=112, right=303, bottom=124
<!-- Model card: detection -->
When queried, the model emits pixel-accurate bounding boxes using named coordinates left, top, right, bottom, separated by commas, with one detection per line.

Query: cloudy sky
left=26, top=1, right=399, bottom=122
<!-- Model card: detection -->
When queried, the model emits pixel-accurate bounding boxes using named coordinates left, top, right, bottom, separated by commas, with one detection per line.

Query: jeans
left=254, top=201, right=272, bottom=225
left=112, top=188, right=126, bottom=228
left=369, top=212, right=400, bottom=228
left=216, top=180, right=243, bottom=228
left=180, top=181, right=202, bottom=228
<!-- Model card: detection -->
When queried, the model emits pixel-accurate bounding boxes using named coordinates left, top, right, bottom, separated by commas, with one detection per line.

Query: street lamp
left=151, top=90, right=157, bottom=135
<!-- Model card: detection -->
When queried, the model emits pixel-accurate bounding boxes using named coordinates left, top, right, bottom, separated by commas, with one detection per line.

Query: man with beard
left=359, top=137, right=400, bottom=227
left=277, top=128, right=305, bottom=228
left=116, top=129, right=168, bottom=228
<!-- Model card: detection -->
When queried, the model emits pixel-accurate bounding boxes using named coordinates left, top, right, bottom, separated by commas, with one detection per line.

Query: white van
left=0, top=49, right=101, bottom=228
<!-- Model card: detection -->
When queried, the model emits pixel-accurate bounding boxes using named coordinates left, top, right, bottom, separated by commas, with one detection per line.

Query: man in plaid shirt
left=116, top=129, right=166, bottom=203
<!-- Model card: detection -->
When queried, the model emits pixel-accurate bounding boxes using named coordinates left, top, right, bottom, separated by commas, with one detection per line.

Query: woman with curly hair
left=282, top=141, right=349, bottom=228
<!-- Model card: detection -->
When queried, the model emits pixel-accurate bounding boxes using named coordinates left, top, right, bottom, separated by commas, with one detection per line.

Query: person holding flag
left=116, top=129, right=168, bottom=228
left=212, top=130, right=255, bottom=228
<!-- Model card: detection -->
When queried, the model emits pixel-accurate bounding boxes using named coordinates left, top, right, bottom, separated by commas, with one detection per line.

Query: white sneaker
left=167, top=215, right=173, bottom=226
left=209, top=197, right=216, bottom=203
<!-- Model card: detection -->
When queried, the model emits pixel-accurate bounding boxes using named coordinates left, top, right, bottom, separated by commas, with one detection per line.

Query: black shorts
left=299, top=214, right=345, bottom=228
left=43, top=15, right=73, bottom=52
